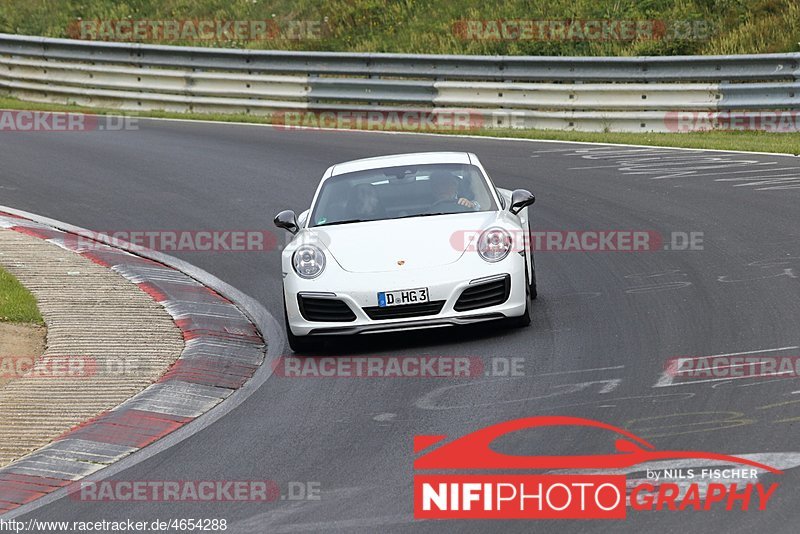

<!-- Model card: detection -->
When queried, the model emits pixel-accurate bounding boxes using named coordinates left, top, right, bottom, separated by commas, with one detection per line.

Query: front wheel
left=284, top=298, right=319, bottom=353
left=507, top=266, right=531, bottom=328
left=527, top=221, right=538, bottom=300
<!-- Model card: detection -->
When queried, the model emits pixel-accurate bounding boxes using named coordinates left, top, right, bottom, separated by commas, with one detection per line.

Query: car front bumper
left=283, top=252, right=528, bottom=337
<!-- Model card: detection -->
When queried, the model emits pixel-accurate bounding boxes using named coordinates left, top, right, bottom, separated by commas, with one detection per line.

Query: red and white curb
left=0, top=211, right=266, bottom=514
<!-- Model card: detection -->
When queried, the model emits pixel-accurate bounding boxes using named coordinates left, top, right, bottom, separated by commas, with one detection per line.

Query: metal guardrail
left=0, top=33, right=798, bottom=132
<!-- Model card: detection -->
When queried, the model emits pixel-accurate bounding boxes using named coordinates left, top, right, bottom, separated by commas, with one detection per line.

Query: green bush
left=1, top=0, right=797, bottom=54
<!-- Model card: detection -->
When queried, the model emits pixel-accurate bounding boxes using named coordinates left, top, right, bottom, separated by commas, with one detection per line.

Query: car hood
left=309, top=211, right=502, bottom=273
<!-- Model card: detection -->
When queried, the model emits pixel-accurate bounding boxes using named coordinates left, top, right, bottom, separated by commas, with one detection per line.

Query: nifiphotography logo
left=413, top=416, right=782, bottom=519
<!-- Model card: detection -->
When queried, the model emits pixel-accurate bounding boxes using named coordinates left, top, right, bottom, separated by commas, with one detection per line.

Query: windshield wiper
left=393, top=212, right=451, bottom=219
left=317, top=213, right=455, bottom=226
left=315, top=218, right=368, bottom=227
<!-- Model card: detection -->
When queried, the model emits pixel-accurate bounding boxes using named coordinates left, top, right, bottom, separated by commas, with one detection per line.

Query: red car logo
left=414, top=416, right=782, bottom=473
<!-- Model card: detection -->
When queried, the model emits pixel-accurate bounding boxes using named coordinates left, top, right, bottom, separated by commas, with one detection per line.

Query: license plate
left=378, top=287, right=429, bottom=307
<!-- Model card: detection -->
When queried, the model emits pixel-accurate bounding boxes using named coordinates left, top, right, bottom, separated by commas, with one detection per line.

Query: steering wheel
left=431, top=198, right=473, bottom=212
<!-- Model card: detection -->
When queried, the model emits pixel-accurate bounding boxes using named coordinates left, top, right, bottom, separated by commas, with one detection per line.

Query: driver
left=429, top=172, right=480, bottom=210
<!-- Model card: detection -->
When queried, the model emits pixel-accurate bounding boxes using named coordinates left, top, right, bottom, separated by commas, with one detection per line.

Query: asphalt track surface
left=1, top=120, right=799, bottom=532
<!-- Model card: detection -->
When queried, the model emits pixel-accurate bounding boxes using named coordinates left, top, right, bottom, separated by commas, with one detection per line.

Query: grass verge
left=0, top=95, right=798, bottom=155
left=0, top=266, right=43, bottom=324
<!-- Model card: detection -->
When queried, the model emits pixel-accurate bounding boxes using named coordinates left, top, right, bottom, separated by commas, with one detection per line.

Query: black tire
left=527, top=221, right=538, bottom=300
left=508, top=262, right=532, bottom=328
left=284, top=299, right=319, bottom=353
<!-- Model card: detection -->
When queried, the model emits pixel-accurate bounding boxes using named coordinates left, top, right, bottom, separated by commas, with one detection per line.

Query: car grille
left=297, top=295, right=356, bottom=322
left=454, top=274, right=511, bottom=312
left=363, top=300, right=445, bottom=320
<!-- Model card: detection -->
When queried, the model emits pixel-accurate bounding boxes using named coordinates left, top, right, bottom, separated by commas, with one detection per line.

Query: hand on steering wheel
left=432, top=197, right=475, bottom=212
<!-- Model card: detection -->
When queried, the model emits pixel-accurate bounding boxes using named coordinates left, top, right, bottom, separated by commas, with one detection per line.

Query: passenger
left=346, top=183, right=385, bottom=220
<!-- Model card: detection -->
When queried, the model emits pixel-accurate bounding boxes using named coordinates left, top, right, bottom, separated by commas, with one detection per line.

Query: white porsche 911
left=274, top=152, right=537, bottom=352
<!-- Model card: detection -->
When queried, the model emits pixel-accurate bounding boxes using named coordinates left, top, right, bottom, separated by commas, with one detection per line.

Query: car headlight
left=478, top=228, right=512, bottom=262
left=293, top=245, right=326, bottom=278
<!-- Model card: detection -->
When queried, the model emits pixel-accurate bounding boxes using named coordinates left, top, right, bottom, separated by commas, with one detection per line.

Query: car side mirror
left=274, top=210, right=299, bottom=234
left=509, top=189, right=535, bottom=215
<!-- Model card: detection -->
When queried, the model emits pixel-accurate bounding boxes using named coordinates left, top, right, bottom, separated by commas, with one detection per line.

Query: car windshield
left=309, top=163, right=498, bottom=227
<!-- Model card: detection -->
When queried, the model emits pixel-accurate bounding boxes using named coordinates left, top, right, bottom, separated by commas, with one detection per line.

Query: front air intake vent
left=297, top=295, right=356, bottom=322
left=454, top=275, right=511, bottom=312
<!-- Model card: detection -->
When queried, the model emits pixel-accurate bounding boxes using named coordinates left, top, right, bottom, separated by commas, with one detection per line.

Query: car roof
left=329, top=152, right=473, bottom=177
